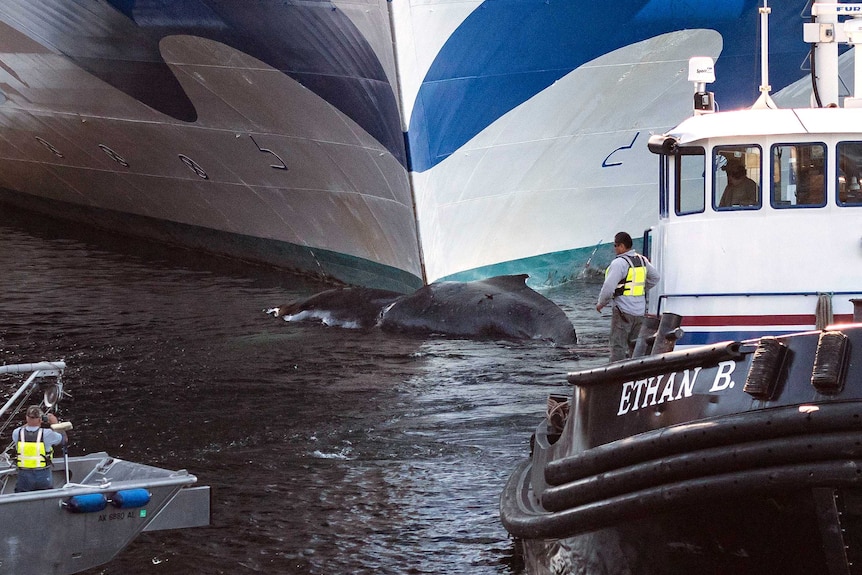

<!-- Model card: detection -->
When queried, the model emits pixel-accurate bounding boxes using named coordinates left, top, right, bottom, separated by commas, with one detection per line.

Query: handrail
left=567, top=340, right=750, bottom=387
left=0, top=471, right=198, bottom=504
left=0, top=362, right=66, bottom=376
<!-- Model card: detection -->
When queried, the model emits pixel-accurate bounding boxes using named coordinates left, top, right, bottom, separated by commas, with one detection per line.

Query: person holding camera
left=11, top=405, right=68, bottom=492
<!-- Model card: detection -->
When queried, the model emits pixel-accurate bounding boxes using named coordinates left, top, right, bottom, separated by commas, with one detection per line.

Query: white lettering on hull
left=616, top=361, right=739, bottom=416
left=708, top=361, right=737, bottom=392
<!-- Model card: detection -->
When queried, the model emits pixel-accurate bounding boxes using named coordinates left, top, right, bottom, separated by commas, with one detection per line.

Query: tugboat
left=500, top=2, right=862, bottom=573
left=0, top=361, right=210, bottom=575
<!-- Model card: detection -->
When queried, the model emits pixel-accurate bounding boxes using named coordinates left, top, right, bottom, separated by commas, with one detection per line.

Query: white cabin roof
left=667, top=107, right=862, bottom=145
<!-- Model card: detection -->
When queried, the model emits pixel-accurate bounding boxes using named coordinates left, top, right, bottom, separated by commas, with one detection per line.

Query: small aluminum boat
left=0, top=361, right=210, bottom=575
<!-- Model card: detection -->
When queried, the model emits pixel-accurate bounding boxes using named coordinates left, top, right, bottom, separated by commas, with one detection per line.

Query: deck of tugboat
left=501, top=320, right=862, bottom=572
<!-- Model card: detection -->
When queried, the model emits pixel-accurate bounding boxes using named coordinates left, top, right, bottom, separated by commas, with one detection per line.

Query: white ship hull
left=0, top=1, right=812, bottom=291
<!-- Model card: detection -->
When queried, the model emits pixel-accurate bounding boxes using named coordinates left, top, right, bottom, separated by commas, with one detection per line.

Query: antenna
left=753, top=1, right=778, bottom=108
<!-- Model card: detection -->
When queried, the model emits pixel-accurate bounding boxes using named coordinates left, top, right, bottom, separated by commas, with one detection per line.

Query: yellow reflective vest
left=609, top=254, right=647, bottom=297
left=16, top=427, right=50, bottom=469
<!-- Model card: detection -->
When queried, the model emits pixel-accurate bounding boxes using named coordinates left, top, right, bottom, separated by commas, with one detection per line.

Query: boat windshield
left=675, top=149, right=706, bottom=216
left=714, top=146, right=761, bottom=210
left=771, top=143, right=826, bottom=208
left=837, top=141, right=862, bottom=206
left=668, top=139, right=862, bottom=216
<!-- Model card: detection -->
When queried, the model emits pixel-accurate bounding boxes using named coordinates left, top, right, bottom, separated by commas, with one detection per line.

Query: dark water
left=0, top=209, right=610, bottom=575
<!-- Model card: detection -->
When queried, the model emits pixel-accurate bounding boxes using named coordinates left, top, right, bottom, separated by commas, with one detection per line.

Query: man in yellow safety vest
left=12, top=405, right=68, bottom=492
left=596, top=231, right=660, bottom=362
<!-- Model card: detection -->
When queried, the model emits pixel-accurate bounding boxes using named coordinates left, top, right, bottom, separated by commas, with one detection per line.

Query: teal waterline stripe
left=0, top=189, right=425, bottom=293
left=438, top=248, right=606, bottom=288
left=437, top=240, right=638, bottom=289
left=1, top=187, right=643, bottom=293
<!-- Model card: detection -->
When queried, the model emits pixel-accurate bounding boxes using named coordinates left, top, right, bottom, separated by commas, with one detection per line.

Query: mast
left=753, top=1, right=778, bottom=108
left=811, top=0, right=840, bottom=106
left=805, top=0, right=862, bottom=107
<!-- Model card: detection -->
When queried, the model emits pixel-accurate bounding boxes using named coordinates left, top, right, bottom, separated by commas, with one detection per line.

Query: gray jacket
left=597, top=249, right=660, bottom=316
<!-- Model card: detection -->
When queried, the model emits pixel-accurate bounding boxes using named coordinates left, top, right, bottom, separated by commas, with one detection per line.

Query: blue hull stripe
left=409, top=0, right=812, bottom=172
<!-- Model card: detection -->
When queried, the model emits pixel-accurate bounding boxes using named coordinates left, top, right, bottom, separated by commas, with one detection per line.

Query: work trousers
left=15, top=467, right=53, bottom=492
left=609, top=306, right=643, bottom=362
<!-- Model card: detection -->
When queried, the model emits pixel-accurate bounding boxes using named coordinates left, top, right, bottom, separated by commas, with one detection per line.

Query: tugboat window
left=714, top=146, right=760, bottom=210
left=837, top=141, right=862, bottom=206
left=771, top=143, right=827, bottom=208
left=675, top=148, right=705, bottom=216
